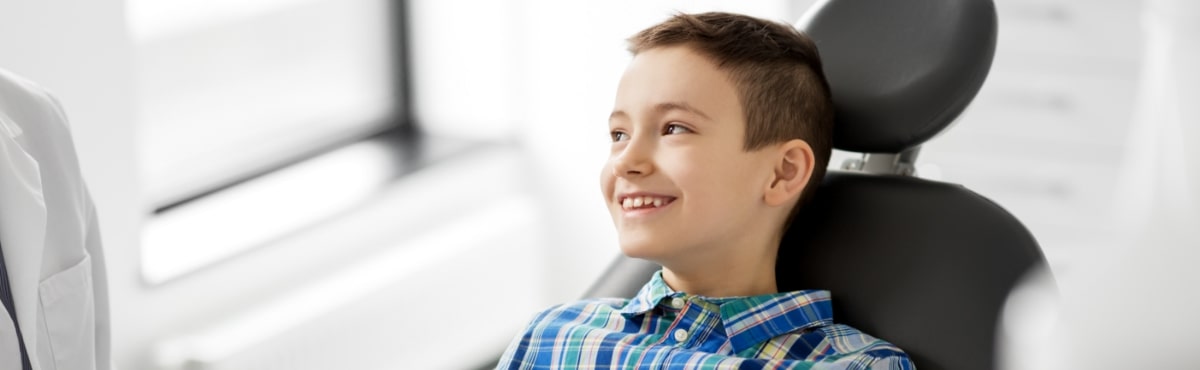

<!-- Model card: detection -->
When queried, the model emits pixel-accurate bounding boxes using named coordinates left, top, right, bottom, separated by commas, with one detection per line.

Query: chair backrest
left=585, top=1, right=1048, bottom=369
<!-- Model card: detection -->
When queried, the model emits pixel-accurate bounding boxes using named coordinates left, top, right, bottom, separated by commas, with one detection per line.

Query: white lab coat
left=0, top=68, right=111, bottom=370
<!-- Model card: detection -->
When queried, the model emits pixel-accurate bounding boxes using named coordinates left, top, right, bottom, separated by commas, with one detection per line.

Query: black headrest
left=798, top=0, right=997, bottom=153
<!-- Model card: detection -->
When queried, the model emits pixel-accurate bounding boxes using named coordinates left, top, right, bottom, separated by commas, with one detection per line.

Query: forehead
left=613, top=45, right=742, bottom=120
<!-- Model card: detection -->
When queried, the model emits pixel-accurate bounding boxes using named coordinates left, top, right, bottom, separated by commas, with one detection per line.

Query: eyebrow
left=609, top=101, right=713, bottom=122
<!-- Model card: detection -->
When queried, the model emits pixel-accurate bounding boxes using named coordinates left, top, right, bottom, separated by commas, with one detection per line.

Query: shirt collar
left=717, top=289, right=833, bottom=353
left=619, top=270, right=835, bottom=353
left=618, top=270, right=677, bottom=317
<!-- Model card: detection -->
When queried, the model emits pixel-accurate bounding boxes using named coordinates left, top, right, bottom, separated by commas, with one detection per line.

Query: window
left=130, top=0, right=411, bottom=284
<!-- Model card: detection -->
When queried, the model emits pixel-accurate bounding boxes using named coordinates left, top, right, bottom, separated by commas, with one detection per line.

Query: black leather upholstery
left=776, top=173, right=1043, bottom=370
left=583, top=1, right=1048, bottom=370
left=800, top=0, right=997, bottom=153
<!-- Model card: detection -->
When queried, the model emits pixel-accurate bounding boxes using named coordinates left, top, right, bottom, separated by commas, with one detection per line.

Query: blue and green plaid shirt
left=497, top=271, right=913, bottom=370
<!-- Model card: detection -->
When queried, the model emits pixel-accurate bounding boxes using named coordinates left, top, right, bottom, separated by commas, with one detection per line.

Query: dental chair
left=584, top=1, right=1048, bottom=370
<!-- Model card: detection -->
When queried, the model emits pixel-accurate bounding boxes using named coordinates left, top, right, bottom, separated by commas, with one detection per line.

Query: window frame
left=141, top=0, right=433, bottom=284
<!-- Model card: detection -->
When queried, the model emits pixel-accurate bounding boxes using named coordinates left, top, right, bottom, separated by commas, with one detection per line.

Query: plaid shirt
left=497, top=271, right=913, bottom=370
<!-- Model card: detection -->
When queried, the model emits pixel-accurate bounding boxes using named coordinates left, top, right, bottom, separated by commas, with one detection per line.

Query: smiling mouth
left=619, top=195, right=676, bottom=211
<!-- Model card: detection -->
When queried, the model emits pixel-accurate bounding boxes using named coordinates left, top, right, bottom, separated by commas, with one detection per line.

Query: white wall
left=1057, top=0, right=1200, bottom=367
left=1004, top=2, right=1200, bottom=368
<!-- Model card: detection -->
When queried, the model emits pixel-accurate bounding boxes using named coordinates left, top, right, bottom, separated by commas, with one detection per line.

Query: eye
left=610, top=130, right=629, bottom=142
left=663, top=123, right=693, bottom=135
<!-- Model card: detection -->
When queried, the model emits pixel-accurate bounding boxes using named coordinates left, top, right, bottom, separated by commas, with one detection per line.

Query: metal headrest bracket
left=841, top=146, right=921, bottom=177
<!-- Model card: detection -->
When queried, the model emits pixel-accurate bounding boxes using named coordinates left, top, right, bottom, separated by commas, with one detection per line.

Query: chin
left=619, top=239, right=657, bottom=258
left=617, top=237, right=670, bottom=264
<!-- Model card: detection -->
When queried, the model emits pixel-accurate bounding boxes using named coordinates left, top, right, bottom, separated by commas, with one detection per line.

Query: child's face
left=602, top=45, right=780, bottom=264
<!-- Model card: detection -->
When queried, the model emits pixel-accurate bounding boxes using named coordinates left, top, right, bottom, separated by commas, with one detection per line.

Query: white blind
left=128, top=0, right=395, bottom=207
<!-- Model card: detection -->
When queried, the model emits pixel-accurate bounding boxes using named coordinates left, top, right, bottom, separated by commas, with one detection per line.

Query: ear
left=763, top=139, right=816, bottom=207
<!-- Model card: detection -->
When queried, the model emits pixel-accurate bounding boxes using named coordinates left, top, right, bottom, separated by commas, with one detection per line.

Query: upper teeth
left=622, top=196, right=668, bottom=210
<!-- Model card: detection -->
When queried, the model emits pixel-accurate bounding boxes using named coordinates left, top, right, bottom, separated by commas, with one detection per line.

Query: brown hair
left=628, top=12, right=834, bottom=225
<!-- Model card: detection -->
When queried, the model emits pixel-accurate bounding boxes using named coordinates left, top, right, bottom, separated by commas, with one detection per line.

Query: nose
left=612, top=139, right=653, bottom=178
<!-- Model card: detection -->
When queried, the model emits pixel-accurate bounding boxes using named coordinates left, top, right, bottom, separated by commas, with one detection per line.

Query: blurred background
left=0, top=0, right=1193, bottom=368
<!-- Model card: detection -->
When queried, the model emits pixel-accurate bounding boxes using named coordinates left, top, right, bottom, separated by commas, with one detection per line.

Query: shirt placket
left=664, top=296, right=722, bottom=351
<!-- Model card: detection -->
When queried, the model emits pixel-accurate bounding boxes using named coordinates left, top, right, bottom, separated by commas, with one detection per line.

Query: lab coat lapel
left=0, top=110, right=48, bottom=369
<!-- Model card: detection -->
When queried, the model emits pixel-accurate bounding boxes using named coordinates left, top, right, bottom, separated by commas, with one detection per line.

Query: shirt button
left=673, top=329, right=688, bottom=342
left=670, top=298, right=685, bottom=308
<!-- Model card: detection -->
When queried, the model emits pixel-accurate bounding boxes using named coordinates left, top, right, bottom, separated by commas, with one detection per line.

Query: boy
left=498, top=12, right=913, bottom=369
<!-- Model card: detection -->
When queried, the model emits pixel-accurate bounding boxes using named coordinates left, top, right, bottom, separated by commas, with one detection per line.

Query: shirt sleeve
left=864, top=351, right=916, bottom=370
left=494, top=305, right=563, bottom=370
left=495, top=325, right=532, bottom=370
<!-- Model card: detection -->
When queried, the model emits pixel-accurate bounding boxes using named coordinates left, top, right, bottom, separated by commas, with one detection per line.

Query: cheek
left=599, top=161, right=615, bottom=198
left=677, top=152, right=763, bottom=207
left=670, top=153, right=725, bottom=208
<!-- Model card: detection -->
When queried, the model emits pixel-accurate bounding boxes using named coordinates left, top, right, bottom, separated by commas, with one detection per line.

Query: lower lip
left=621, top=200, right=674, bottom=217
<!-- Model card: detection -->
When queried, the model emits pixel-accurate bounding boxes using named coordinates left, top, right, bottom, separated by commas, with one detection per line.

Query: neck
left=659, top=236, right=780, bottom=297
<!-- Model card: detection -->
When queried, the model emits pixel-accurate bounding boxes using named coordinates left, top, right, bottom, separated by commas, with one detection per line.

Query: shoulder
left=800, top=324, right=914, bottom=370
left=0, top=67, right=81, bottom=172
left=509, top=298, right=632, bottom=347
left=0, top=68, right=64, bottom=129
left=498, top=298, right=631, bottom=369
left=520, top=298, right=629, bottom=331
